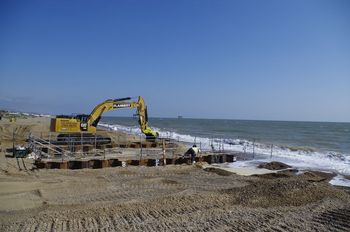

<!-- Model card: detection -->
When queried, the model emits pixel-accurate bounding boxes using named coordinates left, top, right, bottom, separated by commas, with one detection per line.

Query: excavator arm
left=87, top=97, right=159, bottom=138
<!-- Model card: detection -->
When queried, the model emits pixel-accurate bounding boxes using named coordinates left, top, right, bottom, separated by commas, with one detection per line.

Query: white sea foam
left=98, top=123, right=350, bottom=179
left=329, top=175, right=350, bottom=187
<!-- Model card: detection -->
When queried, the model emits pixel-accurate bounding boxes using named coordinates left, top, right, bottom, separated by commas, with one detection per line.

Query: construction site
left=0, top=100, right=350, bottom=232
left=4, top=96, right=236, bottom=170
left=27, top=131, right=236, bottom=170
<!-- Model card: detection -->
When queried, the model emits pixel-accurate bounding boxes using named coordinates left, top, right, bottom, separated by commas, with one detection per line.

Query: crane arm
left=136, top=96, right=159, bottom=138
left=87, top=97, right=158, bottom=138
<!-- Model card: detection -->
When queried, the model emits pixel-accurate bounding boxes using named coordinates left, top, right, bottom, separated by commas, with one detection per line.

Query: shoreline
left=99, top=119, right=350, bottom=177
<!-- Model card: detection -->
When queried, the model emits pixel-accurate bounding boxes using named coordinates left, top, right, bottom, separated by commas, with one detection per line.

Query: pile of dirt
left=222, top=176, right=349, bottom=208
left=258, top=161, right=291, bottom=170
left=257, top=169, right=296, bottom=179
left=204, top=167, right=234, bottom=176
left=301, top=171, right=337, bottom=182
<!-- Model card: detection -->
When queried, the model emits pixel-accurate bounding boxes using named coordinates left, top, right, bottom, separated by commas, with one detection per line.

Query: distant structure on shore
left=177, top=116, right=183, bottom=119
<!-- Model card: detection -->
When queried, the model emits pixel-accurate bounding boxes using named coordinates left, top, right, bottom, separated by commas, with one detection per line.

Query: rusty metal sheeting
left=34, top=154, right=236, bottom=170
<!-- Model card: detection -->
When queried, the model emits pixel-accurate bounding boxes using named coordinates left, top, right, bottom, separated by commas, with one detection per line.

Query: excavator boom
left=51, top=96, right=159, bottom=139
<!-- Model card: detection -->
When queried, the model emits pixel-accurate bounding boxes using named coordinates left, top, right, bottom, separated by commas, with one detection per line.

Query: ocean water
left=100, top=117, right=350, bottom=176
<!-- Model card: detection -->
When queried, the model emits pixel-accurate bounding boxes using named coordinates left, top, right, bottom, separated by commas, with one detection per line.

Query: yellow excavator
left=50, top=96, right=159, bottom=143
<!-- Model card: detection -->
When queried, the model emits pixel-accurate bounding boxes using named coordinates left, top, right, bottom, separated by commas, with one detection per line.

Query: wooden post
left=140, top=135, right=143, bottom=161
left=16, top=158, right=22, bottom=171
left=48, top=132, right=51, bottom=157
left=21, top=158, right=27, bottom=171
left=162, top=139, right=166, bottom=165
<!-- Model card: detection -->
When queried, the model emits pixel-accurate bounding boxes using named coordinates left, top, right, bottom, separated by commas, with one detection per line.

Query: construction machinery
left=50, top=96, right=159, bottom=144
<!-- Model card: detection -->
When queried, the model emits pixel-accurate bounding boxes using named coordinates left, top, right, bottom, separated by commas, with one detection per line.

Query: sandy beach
left=1, top=117, right=350, bottom=231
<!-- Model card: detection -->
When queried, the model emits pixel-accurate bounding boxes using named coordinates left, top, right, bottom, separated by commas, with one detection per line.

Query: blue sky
left=0, top=0, right=349, bottom=122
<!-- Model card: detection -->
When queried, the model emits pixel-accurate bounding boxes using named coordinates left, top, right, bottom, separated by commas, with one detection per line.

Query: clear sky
left=1, top=0, right=349, bottom=122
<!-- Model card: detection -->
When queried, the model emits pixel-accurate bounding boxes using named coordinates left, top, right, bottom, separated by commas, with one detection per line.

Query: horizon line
left=102, top=115, right=350, bottom=124
left=2, top=109, right=349, bottom=124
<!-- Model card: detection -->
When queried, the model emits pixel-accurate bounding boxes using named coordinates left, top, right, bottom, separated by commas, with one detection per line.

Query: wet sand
left=0, top=117, right=349, bottom=231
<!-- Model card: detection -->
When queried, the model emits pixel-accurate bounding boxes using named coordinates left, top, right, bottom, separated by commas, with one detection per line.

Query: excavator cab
left=78, top=114, right=89, bottom=131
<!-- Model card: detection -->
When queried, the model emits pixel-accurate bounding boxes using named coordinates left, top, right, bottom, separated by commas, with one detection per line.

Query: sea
left=99, top=117, right=350, bottom=186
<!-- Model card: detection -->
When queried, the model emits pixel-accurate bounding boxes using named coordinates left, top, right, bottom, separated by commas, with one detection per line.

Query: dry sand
left=0, top=117, right=350, bottom=231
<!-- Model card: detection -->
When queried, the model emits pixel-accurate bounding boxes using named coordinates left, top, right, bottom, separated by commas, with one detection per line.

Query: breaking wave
left=99, top=123, right=350, bottom=176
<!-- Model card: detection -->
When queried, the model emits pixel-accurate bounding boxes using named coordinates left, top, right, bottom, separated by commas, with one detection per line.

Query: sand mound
left=204, top=167, right=234, bottom=176
left=258, top=161, right=291, bottom=170
left=222, top=177, right=349, bottom=208
left=301, top=171, right=337, bottom=182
